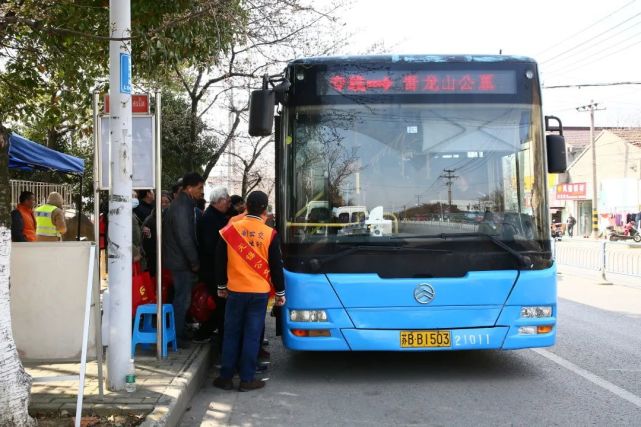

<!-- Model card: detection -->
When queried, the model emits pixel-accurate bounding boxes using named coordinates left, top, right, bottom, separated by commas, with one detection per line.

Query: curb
left=141, top=344, right=211, bottom=427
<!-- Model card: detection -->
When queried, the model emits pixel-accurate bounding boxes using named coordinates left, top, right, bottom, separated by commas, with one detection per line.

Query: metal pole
left=91, top=90, right=105, bottom=398
left=75, top=245, right=96, bottom=427
left=107, top=0, right=133, bottom=391
left=155, top=91, right=163, bottom=359
left=77, top=176, right=83, bottom=241
left=589, top=103, right=598, bottom=239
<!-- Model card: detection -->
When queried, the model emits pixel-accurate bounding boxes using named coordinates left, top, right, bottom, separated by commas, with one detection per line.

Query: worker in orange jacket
left=11, top=191, right=37, bottom=242
left=213, top=191, right=285, bottom=392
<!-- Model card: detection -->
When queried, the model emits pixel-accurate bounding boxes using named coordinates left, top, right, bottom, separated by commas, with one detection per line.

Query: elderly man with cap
left=35, top=192, right=67, bottom=241
left=213, top=191, right=285, bottom=392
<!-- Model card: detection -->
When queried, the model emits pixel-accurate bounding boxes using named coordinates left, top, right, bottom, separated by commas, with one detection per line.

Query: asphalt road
left=180, top=273, right=641, bottom=426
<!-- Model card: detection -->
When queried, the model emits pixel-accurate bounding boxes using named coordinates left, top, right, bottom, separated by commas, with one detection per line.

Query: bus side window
left=338, top=213, right=349, bottom=223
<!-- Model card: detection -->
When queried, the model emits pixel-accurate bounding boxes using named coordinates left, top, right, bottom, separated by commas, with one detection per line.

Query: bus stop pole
left=107, top=0, right=133, bottom=390
left=155, top=91, right=163, bottom=359
left=92, top=90, right=105, bottom=398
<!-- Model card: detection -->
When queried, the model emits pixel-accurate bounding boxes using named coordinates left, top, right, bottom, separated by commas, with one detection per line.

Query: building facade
left=550, top=129, right=641, bottom=237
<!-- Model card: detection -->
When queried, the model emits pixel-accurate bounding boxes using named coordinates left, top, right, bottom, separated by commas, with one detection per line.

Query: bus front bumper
left=283, top=323, right=556, bottom=351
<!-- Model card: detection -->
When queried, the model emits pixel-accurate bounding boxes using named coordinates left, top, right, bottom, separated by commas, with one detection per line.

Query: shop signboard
left=556, top=182, right=586, bottom=200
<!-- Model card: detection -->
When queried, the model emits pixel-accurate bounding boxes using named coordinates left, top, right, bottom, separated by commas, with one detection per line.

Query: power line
left=540, top=10, right=641, bottom=65
left=543, top=81, right=641, bottom=89
left=545, top=36, right=641, bottom=76
left=543, top=19, right=641, bottom=69
left=536, top=0, right=638, bottom=57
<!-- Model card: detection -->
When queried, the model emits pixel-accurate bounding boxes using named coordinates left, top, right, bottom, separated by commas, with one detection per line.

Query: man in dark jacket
left=134, top=190, right=154, bottom=223
left=193, top=186, right=231, bottom=343
left=163, top=172, right=204, bottom=347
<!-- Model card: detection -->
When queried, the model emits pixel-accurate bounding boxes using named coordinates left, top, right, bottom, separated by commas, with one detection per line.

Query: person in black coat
left=162, top=172, right=204, bottom=348
left=134, top=190, right=154, bottom=224
left=193, top=186, right=231, bottom=343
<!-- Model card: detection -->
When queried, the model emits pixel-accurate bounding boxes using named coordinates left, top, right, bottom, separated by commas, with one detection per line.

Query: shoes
left=262, top=338, right=269, bottom=346
left=212, top=376, right=233, bottom=390
left=239, top=379, right=266, bottom=392
left=256, top=363, right=268, bottom=374
left=192, top=334, right=212, bottom=344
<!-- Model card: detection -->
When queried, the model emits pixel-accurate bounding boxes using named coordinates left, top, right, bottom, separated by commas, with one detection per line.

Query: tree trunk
left=0, top=127, right=35, bottom=426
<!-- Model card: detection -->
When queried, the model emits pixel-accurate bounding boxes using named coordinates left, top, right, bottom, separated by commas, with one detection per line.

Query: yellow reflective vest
left=35, top=204, right=60, bottom=238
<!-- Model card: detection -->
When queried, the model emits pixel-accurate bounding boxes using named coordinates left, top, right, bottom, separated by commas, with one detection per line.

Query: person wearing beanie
left=213, top=191, right=285, bottom=392
left=228, top=195, right=245, bottom=218
left=35, top=191, right=67, bottom=241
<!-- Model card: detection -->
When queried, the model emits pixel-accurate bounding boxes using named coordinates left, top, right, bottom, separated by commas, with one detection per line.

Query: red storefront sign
left=556, top=182, right=587, bottom=200
left=103, top=94, right=150, bottom=114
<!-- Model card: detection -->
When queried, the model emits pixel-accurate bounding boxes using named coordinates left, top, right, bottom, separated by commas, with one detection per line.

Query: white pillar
left=107, top=0, right=132, bottom=391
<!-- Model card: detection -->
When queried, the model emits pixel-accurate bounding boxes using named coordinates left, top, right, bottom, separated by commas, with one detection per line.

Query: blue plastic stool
left=132, top=304, right=177, bottom=358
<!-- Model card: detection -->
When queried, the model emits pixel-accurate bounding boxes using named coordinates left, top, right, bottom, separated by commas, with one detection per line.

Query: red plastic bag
left=132, top=262, right=156, bottom=315
left=160, top=268, right=173, bottom=302
left=188, top=282, right=216, bottom=323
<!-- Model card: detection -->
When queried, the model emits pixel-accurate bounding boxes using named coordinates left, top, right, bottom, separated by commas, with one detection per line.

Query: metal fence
left=554, top=239, right=641, bottom=279
left=10, top=179, right=75, bottom=210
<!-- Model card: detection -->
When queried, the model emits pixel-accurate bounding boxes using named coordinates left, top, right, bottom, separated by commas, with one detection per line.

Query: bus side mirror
left=546, top=134, right=567, bottom=173
left=249, top=89, right=275, bottom=136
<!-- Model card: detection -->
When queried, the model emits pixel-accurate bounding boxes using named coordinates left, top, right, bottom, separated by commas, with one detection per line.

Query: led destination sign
left=318, top=70, right=517, bottom=95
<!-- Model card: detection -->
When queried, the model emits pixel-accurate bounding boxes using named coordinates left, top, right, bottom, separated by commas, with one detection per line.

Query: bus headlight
left=520, top=306, right=552, bottom=318
left=290, top=310, right=328, bottom=322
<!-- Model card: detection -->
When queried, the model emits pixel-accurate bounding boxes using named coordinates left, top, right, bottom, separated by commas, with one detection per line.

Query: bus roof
left=290, top=54, right=537, bottom=66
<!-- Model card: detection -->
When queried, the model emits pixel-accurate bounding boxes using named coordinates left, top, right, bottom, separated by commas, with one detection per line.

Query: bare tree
left=173, top=0, right=350, bottom=180
left=229, top=136, right=273, bottom=198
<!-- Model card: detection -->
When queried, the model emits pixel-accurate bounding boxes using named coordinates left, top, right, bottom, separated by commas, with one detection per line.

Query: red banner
left=556, top=182, right=586, bottom=200
left=221, top=224, right=272, bottom=285
left=104, top=94, right=150, bottom=114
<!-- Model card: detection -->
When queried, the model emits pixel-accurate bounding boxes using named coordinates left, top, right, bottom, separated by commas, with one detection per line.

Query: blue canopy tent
left=8, top=133, right=84, bottom=174
left=8, top=133, right=86, bottom=240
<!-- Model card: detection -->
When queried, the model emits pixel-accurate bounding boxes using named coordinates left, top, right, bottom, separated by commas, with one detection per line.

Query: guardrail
left=554, top=239, right=641, bottom=279
left=10, top=179, right=75, bottom=210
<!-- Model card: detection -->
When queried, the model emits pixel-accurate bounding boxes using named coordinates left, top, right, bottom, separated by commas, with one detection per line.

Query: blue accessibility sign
left=120, top=53, right=131, bottom=94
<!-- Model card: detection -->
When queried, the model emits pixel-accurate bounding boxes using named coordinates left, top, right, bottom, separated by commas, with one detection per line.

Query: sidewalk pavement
left=26, top=342, right=212, bottom=426
left=557, top=270, right=641, bottom=316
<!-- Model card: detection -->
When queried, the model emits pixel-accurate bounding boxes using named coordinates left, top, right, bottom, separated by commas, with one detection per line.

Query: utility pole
left=439, top=168, right=458, bottom=209
left=415, top=194, right=422, bottom=206
left=107, top=0, right=132, bottom=391
left=576, top=100, right=605, bottom=239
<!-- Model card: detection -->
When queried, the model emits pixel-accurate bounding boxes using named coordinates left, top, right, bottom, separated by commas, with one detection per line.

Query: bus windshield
left=284, top=102, right=548, bottom=249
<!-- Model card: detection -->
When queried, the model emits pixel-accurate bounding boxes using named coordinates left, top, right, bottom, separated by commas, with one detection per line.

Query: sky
left=342, top=0, right=641, bottom=127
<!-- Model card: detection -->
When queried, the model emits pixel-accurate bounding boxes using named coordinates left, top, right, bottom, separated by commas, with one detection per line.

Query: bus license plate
left=400, top=330, right=451, bottom=348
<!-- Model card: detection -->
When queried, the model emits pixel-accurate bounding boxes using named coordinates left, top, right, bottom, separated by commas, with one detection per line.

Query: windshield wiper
left=307, top=245, right=451, bottom=272
left=393, top=232, right=532, bottom=268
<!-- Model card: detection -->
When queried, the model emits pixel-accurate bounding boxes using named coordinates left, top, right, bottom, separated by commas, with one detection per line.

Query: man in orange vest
left=213, top=191, right=285, bottom=392
left=11, top=191, right=36, bottom=242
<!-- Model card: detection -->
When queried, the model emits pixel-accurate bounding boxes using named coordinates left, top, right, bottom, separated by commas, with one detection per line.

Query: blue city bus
left=249, top=55, right=567, bottom=351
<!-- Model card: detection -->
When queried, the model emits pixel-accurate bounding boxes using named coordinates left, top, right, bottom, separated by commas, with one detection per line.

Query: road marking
left=607, top=368, right=641, bottom=372
left=532, top=348, right=641, bottom=409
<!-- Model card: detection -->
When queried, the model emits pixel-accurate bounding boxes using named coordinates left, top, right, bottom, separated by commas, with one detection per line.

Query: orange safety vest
left=17, top=204, right=37, bottom=242
left=229, top=212, right=247, bottom=224
left=220, top=215, right=276, bottom=293
left=230, top=211, right=269, bottom=224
